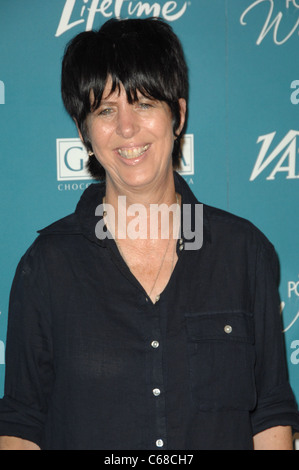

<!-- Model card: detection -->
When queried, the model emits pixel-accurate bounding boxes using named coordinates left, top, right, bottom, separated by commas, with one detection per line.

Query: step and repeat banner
left=0, top=0, right=298, bottom=442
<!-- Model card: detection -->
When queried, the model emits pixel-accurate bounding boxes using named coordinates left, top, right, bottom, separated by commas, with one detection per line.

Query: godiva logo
left=56, top=135, right=194, bottom=181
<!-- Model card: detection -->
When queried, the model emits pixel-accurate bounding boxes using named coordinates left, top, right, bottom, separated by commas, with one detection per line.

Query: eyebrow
left=99, top=96, right=154, bottom=106
left=99, top=100, right=117, bottom=106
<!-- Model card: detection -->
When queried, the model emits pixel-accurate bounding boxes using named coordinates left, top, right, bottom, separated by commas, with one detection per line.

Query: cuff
left=0, top=396, right=45, bottom=447
left=251, top=383, right=299, bottom=436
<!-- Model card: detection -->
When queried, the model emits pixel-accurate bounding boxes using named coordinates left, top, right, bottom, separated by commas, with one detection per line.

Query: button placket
left=149, top=300, right=167, bottom=450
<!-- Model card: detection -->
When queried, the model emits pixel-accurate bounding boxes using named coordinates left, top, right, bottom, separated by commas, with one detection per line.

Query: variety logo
left=56, top=0, right=189, bottom=37
left=56, top=134, right=194, bottom=181
left=240, top=0, right=299, bottom=45
left=249, top=130, right=299, bottom=181
left=0, top=81, right=5, bottom=105
left=291, top=80, right=299, bottom=104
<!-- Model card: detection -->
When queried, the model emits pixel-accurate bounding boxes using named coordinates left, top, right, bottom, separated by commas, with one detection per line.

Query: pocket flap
left=185, top=311, right=254, bottom=344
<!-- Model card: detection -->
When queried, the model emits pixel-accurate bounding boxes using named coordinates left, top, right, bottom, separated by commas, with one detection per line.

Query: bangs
left=62, top=18, right=188, bottom=121
left=90, top=74, right=162, bottom=113
left=88, top=32, right=176, bottom=112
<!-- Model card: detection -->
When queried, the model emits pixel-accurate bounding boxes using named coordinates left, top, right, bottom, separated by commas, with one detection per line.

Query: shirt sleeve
left=250, top=239, right=299, bottom=436
left=0, top=240, right=54, bottom=447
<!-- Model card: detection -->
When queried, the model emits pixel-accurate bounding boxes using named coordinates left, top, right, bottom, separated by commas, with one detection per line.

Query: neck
left=105, top=170, right=177, bottom=208
left=103, top=173, right=180, bottom=242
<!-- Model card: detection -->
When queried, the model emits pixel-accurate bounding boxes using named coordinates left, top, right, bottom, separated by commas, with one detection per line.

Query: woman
left=0, top=18, right=298, bottom=450
left=62, top=18, right=188, bottom=305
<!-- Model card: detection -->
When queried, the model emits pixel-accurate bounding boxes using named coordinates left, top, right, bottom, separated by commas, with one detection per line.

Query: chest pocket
left=185, top=311, right=256, bottom=411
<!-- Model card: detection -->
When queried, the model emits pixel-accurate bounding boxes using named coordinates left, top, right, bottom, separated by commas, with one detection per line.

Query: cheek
left=149, top=115, right=174, bottom=140
left=157, top=121, right=175, bottom=149
left=89, top=124, right=113, bottom=151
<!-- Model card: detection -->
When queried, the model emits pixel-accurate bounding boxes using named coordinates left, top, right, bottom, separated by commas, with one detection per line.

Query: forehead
left=101, top=77, right=126, bottom=100
left=90, top=76, right=158, bottom=112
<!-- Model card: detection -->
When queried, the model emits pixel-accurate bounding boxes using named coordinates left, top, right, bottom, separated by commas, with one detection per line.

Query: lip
left=115, top=144, right=151, bottom=165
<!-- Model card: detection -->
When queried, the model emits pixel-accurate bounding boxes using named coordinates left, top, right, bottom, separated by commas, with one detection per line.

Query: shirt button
left=224, top=325, right=232, bottom=334
left=156, top=439, right=164, bottom=448
left=153, top=388, right=161, bottom=396
left=155, top=294, right=160, bottom=302
left=151, top=340, right=159, bottom=349
left=179, top=244, right=184, bottom=251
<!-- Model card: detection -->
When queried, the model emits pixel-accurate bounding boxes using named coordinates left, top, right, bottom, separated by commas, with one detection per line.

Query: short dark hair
left=61, top=18, right=189, bottom=180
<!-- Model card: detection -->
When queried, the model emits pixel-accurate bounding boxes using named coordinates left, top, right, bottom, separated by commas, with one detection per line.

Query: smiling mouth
left=117, top=144, right=150, bottom=159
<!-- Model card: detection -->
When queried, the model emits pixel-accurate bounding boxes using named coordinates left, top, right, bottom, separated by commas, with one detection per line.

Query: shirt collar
left=173, top=171, right=211, bottom=246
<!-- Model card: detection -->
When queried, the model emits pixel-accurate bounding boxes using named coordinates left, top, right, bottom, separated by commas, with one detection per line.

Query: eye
left=138, top=101, right=153, bottom=110
left=98, top=107, right=113, bottom=116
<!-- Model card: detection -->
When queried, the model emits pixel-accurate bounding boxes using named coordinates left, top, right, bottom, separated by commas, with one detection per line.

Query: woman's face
left=84, top=78, right=186, bottom=192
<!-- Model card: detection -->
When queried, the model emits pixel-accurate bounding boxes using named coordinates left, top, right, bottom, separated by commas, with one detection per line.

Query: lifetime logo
left=56, top=135, right=194, bottom=181
left=56, top=0, right=189, bottom=37
left=250, top=130, right=299, bottom=181
left=0, top=81, right=5, bottom=104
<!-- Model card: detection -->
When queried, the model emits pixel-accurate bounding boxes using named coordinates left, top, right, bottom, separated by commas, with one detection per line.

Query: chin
left=122, top=173, right=154, bottom=189
left=121, top=166, right=170, bottom=190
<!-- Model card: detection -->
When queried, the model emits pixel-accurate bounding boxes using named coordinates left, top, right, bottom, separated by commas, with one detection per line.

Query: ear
left=73, top=118, right=84, bottom=143
left=176, top=98, right=187, bottom=135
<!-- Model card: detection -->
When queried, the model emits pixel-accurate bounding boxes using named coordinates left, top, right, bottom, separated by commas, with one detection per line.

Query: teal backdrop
left=0, top=0, right=298, bottom=440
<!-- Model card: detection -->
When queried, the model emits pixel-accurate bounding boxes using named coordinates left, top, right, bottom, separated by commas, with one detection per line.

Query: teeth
left=118, top=144, right=149, bottom=159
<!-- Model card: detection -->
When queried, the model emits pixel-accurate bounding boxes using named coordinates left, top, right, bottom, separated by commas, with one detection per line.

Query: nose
left=116, top=105, right=140, bottom=139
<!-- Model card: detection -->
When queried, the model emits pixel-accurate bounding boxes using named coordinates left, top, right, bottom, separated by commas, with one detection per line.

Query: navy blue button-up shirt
left=0, top=172, right=298, bottom=449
